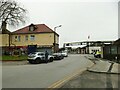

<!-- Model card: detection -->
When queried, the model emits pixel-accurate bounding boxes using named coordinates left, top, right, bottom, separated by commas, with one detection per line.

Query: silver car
left=27, top=52, right=54, bottom=64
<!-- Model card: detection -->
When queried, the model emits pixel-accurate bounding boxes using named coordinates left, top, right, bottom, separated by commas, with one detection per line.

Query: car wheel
left=60, top=57, right=62, bottom=60
left=45, top=60, right=48, bottom=63
left=50, top=58, right=53, bottom=62
left=35, top=58, right=41, bottom=64
left=29, top=61, right=34, bottom=64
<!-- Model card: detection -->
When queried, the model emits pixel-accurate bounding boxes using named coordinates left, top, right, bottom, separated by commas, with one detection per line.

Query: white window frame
left=30, top=35, right=35, bottom=41
left=18, top=36, right=21, bottom=42
left=25, top=35, right=28, bottom=41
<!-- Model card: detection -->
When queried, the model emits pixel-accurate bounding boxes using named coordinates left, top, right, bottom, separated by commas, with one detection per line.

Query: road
left=60, top=71, right=119, bottom=89
left=2, top=54, right=93, bottom=88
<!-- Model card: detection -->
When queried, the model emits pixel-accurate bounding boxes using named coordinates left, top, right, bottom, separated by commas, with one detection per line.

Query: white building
left=89, top=46, right=102, bottom=54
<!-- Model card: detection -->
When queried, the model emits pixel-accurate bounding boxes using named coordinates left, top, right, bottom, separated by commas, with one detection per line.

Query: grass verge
left=0, top=55, right=27, bottom=61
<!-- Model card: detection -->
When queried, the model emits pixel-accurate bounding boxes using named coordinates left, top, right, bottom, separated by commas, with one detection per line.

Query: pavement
left=85, top=55, right=120, bottom=74
left=2, top=60, right=28, bottom=66
left=60, top=71, right=119, bottom=89
left=59, top=55, right=120, bottom=89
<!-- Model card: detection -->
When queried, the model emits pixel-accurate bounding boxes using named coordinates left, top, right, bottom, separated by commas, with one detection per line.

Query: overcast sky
left=10, top=0, right=119, bottom=47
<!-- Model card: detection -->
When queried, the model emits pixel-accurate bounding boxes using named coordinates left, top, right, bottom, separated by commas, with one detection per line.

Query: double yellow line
left=47, top=68, right=86, bottom=89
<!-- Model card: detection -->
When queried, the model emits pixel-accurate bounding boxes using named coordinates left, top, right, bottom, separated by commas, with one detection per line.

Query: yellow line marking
left=47, top=68, right=86, bottom=89
left=47, top=62, right=95, bottom=90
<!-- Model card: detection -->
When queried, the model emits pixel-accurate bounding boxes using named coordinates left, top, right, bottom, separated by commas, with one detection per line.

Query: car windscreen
left=30, top=52, right=36, bottom=54
left=38, top=53, right=44, bottom=55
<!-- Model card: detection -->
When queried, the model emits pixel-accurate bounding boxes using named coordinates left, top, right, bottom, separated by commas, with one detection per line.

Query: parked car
left=61, top=51, right=68, bottom=57
left=53, top=53, right=64, bottom=60
left=27, top=52, right=54, bottom=64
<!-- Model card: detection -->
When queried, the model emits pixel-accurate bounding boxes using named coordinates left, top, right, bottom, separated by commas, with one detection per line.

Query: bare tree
left=0, top=0, right=27, bottom=51
left=0, top=0, right=27, bottom=31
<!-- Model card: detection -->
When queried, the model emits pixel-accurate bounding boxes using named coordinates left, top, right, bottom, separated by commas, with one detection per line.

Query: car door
left=41, top=53, right=45, bottom=60
left=38, top=53, right=45, bottom=60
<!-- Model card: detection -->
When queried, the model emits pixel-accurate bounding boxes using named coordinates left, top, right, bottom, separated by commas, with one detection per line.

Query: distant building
left=89, top=46, right=101, bottom=54
left=103, top=39, right=120, bottom=61
left=63, top=41, right=114, bottom=54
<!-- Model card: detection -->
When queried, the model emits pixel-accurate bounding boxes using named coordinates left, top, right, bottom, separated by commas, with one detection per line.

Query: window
left=29, top=26, right=34, bottom=31
left=29, top=24, right=36, bottom=31
left=14, top=36, right=20, bottom=42
left=30, top=35, right=35, bottom=41
left=111, top=46, right=117, bottom=54
left=38, top=53, right=44, bottom=56
left=66, top=44, right=69, bottom=46
left=15, top=36, right=17, bottom=42
left=25, top=35, right=28, bottom=41
left=118, top=46, right=120, bottom=54
left=18, top=36, right=21, bottom=42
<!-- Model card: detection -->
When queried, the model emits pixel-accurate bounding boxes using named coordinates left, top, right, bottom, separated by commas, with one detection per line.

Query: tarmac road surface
left=2, top=54, right=93, bottom=88
left=60, top=71, right=119, bottom=89
left=60, top=55, right=120, bottom=89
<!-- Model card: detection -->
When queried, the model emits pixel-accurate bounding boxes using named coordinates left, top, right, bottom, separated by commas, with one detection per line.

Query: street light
left=54, top=25, right=62, bottom=53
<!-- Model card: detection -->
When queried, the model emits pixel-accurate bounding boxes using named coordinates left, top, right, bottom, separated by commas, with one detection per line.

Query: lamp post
left=54, top=25, right=62, bottom=53
left=87, top=35, right=90, bottom=54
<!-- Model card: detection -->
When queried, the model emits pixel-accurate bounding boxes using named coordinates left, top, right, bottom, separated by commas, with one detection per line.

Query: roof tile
left=13, top=24, right=54, bottom=34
